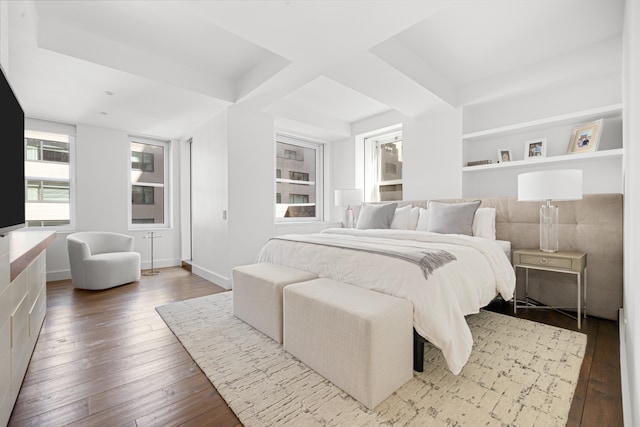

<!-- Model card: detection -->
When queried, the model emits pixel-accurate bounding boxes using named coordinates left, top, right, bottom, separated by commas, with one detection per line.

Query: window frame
left=128, top=136, right=170, bottom=229
left=24, top=130, right=76, bottom=231
left=275, top=133, right=324, bottom=222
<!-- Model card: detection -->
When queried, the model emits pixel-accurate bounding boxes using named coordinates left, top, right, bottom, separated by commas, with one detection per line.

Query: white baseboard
left=191, top=264, right=231, bottom=289
left=620, top=308, right=632, bottom=427
left=46, top=258, right=182, bottom=283
left=140, top=257, right=181, bottom=270
left=47, top=269, right=71, bottom=282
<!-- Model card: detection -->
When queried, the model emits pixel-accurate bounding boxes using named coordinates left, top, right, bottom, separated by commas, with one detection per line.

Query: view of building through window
left=364, top=129, right=403, bottom=202
left=275, top=134, right=323, bottom=219
left=378, top=139, right=403, bottom=201
left=130, top=139, right=167, bottom=225
left=24, top=130, right=72, bottom=227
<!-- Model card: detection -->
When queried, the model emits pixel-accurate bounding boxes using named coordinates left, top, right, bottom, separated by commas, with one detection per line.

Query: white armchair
left=67, top=231, right=141, bottom=290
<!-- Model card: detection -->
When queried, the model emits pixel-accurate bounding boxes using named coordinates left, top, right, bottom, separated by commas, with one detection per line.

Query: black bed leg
left=413, top=329, right=424, bottom=372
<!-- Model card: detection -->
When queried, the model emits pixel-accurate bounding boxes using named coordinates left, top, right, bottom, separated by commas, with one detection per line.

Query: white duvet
left=256, top=228, right=516, bottom=375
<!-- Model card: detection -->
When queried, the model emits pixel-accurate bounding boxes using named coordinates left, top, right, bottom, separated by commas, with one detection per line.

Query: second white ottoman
left=283, top=278, right=413, bottom=410
left=232, top=262, right=318, bottom=343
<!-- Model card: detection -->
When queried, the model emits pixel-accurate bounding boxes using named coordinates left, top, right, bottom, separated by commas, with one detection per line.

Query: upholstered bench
left=283, top=278, right=413, bottom=410
left=232, top=262, right=318, bottom=343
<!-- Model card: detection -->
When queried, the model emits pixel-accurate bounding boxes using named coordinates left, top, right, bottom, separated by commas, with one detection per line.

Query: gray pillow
left=426, top=200, right=481, bottom=235
left=356, top=202, right=398, bottom=229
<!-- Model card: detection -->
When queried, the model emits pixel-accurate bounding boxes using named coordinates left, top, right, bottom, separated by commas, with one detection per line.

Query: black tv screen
left=0, top=64, right=25, bottom=236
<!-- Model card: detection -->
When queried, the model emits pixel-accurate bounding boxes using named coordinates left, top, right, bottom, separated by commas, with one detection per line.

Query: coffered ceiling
left=4, top=0, right=624, bottom=141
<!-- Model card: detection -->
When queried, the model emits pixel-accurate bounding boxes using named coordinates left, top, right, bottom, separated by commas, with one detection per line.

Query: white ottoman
left=283, top=278, right=413, bottom=410
left=232, top=262, right=318, bottom=343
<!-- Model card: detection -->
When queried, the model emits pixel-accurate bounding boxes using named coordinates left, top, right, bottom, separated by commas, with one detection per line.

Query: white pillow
left=416, top=207, right=429, bottom=231
left=472, top=207, right=496, bottom=240
left=408, top=207, right=420, bottom=230
left=390, top=205, right=411, bottom=229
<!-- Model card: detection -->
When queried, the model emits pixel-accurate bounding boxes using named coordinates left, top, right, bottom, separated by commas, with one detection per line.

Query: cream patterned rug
left=156, top=291, right=586, bottom=427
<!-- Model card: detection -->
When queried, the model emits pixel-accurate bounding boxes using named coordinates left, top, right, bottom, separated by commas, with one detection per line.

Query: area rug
left=156, top=291, right=586, bottom=426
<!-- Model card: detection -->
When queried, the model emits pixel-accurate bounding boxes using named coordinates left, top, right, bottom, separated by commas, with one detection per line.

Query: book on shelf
left=466, top=159, right=493, bottom=166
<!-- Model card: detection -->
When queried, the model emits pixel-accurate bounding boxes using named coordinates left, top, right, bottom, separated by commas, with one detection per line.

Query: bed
left=256, top=201, right=516, bottom=375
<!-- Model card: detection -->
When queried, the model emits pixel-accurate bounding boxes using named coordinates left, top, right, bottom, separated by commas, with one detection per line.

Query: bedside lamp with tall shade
left=334, top=189, right=363, bottom=228
left=518, top=169, right=583, bottom=253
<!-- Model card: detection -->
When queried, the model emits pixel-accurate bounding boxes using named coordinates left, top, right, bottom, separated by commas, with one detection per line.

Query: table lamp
left=334, top=189, right=363, bottom=228
left=518, top=169, right=583, bottom=253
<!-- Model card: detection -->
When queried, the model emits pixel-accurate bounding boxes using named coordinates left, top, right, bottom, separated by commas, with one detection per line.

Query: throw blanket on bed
left=271, top=234, right=456, bottom=280
left=257, top=228, right=516, bottom=375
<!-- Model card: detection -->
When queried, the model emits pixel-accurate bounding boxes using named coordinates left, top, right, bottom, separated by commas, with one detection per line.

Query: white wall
left=227, top=106, right=276, bottom=275
left=622, top=0, right=640, bottom=425
left=189, top=111, right=230, bottom=287
left=403, top=108, right=463, bottom=200
left=39, top=122, right=181, bottom=281
left=330, top=136, right=358, bottom=222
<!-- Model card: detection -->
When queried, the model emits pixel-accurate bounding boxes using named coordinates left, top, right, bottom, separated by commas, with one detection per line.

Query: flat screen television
left=0, top=64, right=25, bottom=236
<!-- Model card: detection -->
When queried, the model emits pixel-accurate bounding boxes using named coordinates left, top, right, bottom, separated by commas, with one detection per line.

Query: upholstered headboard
left=393, top=193, right=623, bottom=321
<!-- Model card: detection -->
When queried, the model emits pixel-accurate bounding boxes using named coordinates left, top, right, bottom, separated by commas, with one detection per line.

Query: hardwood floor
left=8, top=267, right=622, bottom=426
left=8, top=267, right=240, bottom=427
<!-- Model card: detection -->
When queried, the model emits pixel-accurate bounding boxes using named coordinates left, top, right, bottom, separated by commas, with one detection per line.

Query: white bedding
left=256, top=228, right=516, bottom=375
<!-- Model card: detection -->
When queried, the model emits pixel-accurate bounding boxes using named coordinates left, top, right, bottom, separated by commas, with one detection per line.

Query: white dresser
left=0, top=230, right=56, bottom=427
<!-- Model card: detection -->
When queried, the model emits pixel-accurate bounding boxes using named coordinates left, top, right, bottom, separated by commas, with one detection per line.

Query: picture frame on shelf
left=524, top=138, right=547, bottom=159
left=567, top=118, right=603, bottom=154
left=497, top=149, right=512, bottom=163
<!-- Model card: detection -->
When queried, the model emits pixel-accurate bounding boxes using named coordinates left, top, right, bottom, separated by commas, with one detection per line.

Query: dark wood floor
left=8, top=267, right=622, bottom=426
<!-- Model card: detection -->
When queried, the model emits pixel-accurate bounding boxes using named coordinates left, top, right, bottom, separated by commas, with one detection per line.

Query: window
left=284, top=149, right=302, bottom=160
left=289, top=171, right=309, bottom=181
left=129, top=137, right=169, bottom=227
left=289, top=194, right=309, bottom=203
left=132, top=185, right=155, bottom=204
left=24, top=130, right=75, bottom=228
left=27, top=180, right=70, bottom=202
left=131, top=151, right=154, bottom=172
left=275, top=134, right=323, bottom=220
left=364, top=129, right=403, bottom=202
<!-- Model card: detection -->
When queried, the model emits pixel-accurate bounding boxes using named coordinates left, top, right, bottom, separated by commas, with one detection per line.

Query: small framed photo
left=497, top=149, right=512, bottom=163
left=524, top=138, right=547, bottom=159
left=567, top=118, right=603, bottom=154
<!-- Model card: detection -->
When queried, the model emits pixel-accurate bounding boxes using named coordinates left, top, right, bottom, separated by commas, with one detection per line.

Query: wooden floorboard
left=8, top=267, right=240, bottom=427
left=8, top=267, right=622, bottom=426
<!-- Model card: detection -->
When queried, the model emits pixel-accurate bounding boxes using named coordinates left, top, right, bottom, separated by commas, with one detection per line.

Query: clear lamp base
left=345, top=207, right=354, bottom=228
left=540, top=203, right=558, bottom=253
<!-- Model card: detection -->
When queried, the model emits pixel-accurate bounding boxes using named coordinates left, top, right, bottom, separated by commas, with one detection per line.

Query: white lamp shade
left=334, top=189, right=363, bottom=207
left=518, top=169, right=583, bottom=202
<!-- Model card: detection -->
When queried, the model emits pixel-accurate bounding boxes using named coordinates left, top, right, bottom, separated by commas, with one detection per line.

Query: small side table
left=513, top=249, right=587, bottom=328
left=142, top=232, right=162, bottom=276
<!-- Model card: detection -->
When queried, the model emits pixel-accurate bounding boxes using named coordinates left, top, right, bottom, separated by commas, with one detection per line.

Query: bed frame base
left=413, top=329, right=426, bottom=372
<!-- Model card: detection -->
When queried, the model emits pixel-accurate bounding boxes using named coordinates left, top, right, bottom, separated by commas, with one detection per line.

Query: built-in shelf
left=462, top=148, right=623, bottom=172
left=462, top=104, right=623, bottom=142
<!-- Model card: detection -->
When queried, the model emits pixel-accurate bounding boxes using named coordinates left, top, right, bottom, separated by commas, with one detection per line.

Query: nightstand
left=512, top=249, right=587, bottom=328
